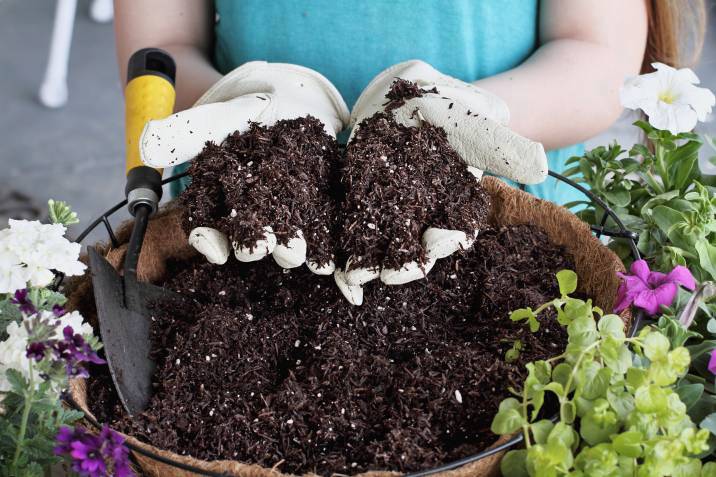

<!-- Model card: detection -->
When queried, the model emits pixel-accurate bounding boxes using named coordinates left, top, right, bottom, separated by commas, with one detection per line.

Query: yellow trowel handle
left=124, top=48, right=176, bottom=216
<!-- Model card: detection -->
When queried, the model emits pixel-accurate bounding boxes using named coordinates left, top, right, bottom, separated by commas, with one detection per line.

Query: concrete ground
left=0, top=0, right=715, bottom=245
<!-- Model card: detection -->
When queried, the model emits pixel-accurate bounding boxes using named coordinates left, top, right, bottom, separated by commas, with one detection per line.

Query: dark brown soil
left=340, top=111, right=490, bottom=272
left=383, top=78, right=438, bottom=111
left=88, top=225, right=572, bottom=475
left=180, top=116, right=340, bottom=266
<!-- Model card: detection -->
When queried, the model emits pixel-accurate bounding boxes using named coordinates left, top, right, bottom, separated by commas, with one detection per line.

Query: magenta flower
left=55, top=425, right=134, bottom=477
left=709, top=350, right=716, bottom=375
left=614, top=260, right=696, bottom=315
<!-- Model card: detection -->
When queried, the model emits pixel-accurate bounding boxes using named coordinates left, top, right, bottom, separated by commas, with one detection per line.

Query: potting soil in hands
left=180, top=115, right=340, bottom=267
left=340, top=79, right=490, bottom=272
left=88, top=83, right=573, bottom=475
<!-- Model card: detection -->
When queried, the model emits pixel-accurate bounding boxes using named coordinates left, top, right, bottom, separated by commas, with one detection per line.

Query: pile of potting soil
left=340, top=81, right=490, bottom=271
left=88, top=224, right=573, bottom=475
left=87, top=79, right=573, bottom=474
left=180, top=116, right=340, bottom=267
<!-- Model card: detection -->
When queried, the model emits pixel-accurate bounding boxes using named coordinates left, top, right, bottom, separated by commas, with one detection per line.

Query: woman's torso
left=214, top=0, right=539, bottom=109
left=173, top=0, right=584, bottom=205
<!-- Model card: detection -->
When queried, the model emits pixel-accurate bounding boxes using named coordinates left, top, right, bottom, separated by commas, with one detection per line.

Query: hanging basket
left=60, top=171, right=639, bottom=477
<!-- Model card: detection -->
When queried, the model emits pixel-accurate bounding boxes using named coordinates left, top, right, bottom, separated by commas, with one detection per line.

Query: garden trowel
left=88, top=48, right=177, bottom=416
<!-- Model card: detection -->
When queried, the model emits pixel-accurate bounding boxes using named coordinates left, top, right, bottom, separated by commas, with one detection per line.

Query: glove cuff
left=195, top=61, right=350, bottom=132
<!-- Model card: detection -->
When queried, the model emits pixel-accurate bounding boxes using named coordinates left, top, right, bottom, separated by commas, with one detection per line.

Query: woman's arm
left=114, top=0, right=222, bottom=111
left=475, top=0, right=648, bottom=151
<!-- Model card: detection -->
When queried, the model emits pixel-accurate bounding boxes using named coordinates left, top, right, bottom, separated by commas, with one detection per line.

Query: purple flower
left=39, top=326, right=106, bottom=379
left=55, top=425, right=134, bottom=477
left=53, top=304, right=67, bottom=317
left=26, top=341, right=47, bottom=362
left=709, top=350, right=716, bottom=375
left=59, top=326, right=105, bottom=363
left=11, top=289, right=36, bottom=315
left=614, top=260, right=696, bottom=315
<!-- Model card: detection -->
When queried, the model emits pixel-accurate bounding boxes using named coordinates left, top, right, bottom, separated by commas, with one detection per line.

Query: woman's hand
left=140, top=62, right=349, bottom=273
left=333, top=61, right=547, bottom=304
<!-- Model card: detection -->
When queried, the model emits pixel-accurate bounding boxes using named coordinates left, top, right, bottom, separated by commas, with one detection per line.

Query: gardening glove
left=139, top=62, right=350, bottom=273
left=334, top=60, right=548, bottom=304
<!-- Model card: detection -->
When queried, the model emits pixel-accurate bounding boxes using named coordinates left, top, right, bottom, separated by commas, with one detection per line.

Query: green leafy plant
left=510, top=270, right=597, bottom=333
left=492, top=271, right=714, bottom=476
left=0, top=201, right=128, bottom=476
left=565, top=121, right=716, bottom=283
left=0, top=369, right=85, bottom=476
left=47, top=199, right=79, bottom=226
left=505, top=339, right=524, bottom=363
left=653, top=283, right=716, bottom=460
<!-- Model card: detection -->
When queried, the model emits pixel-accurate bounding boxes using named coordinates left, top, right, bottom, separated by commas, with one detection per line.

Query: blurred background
left=0, top=0, right=715, bottom=242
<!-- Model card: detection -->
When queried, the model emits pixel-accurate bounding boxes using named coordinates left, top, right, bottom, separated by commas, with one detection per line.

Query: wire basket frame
left=56, top=170, right=641, bottom=477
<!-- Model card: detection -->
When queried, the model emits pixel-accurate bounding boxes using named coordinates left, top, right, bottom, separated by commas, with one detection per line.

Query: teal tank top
left=172, top=0, right=584, bottom=206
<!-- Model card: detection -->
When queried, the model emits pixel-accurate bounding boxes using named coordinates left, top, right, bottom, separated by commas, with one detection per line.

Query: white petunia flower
left=0, top=320, right=30, bottom=393
left=0, top=219, right=86, bottom=293
left=0, top=310, right=95, bottom=395
left=620, top=62, right=715, bottom=134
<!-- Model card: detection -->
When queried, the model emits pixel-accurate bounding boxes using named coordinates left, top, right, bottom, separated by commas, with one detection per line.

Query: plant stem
left=562, top=341, right=601, bottom=414
left=11, top=361, right=35, bottom=472
left=654, top=142, right=670, bottom=191
left=522, top=387, right=532, bottom=448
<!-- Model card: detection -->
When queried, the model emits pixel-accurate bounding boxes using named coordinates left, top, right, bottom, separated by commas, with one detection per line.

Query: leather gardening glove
left=334, top=60, right=548, bottom=305
left=139, top=62, right=350, bottom=274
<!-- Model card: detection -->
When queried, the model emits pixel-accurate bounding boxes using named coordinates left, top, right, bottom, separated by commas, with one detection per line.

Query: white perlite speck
left=287, top=419, right=294, bottom=425
left=455, top=390, right=463, bottom=404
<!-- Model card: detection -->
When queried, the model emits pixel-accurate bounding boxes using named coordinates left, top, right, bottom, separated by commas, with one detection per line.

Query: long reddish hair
left=642, top=0, right=707, bottom=71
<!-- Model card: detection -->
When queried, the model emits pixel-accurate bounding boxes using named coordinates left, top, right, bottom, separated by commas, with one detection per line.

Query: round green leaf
left=491, top=399, right=525, bottom=435
left=580, top=406, right=619, bottom=446
left=642, top=332, right=670, bottom=361
left=611, top=431, right=643, bottom=458
left=607, top=387, right=635, bottom=421
left=604, top=189, right=632, bottom=208
left=701, top=461, right=716, bottom=477
left=580, top=363, right=611, bottom=400
left=673, top=458, right=702, bottom=477
left=552, top=363, right=573, bottom=391
left=634, top=385, right=667, bottom=414
left=500, top=449, right=529, bottom=477
left=597, top=315, right=626, bottom=340
left=530, top=419, right=555, bottom=445
left=557, top=269, right=578, bottom=296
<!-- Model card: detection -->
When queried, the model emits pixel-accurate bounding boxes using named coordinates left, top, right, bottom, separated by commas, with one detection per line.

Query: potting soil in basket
left=80, top=95, right=599, bottom=476
left=89, top=224, right=571, bottom=475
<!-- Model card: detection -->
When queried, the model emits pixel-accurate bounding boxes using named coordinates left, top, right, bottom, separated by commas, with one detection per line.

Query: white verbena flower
left=0, top=310, right=94, bottom=395
left=0, top=219, right=86, bottom=293
left=620, top=62, right=715, bottom=134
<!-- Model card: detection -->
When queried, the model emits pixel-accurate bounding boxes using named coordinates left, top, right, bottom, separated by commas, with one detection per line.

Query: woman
left=115, top=0, right=705, bottom=204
